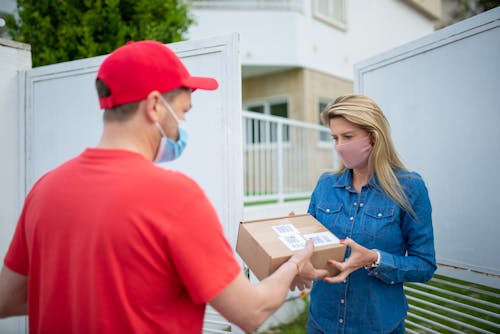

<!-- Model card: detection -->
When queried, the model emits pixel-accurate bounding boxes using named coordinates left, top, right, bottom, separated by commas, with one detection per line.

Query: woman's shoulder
left=395, top=169, right=428, bottom=192
left=395, top=169, right=423, bottom=180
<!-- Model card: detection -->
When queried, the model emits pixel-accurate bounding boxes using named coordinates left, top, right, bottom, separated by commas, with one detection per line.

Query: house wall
left=303, top=68, right=353, bottom=123
left=243, top=68, right=304, bottom=120
left=189, top=0, right=438, bottom=81
left=243, top=68, right=352, bottom=122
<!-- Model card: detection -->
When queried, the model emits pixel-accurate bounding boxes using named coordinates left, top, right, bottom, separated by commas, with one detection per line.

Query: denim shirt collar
left=333, top=169, right=381, bottom=192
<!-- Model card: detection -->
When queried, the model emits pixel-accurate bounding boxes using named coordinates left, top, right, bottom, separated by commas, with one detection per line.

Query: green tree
left=5, top=0, right=194, bottom=67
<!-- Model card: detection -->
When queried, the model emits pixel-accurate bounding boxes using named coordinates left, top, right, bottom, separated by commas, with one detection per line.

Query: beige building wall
left=242, top=68, right=353, bottom=123
left=242, top=68, right=353, bottom=122
left=404, top=0, right=442, bottom=20
left=303, top=68, right=353, bottom=123
left=243, top=68, right=304, bottom=120
left=303, top=69, right=353, bottom=185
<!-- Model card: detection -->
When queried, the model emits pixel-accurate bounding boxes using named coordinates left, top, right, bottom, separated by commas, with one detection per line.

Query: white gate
left=4, top=34, right=243, bottom=333
left=355, top=8, right=500, bottom=333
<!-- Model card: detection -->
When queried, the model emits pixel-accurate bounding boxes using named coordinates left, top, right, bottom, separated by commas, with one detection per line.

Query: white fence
left=242, top=110, right=336, bottom=204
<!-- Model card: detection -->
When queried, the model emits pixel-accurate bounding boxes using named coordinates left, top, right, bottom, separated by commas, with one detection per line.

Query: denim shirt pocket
left=361, top=206, right=397, bottom=238
left=316, top=202, right=343, bottom=231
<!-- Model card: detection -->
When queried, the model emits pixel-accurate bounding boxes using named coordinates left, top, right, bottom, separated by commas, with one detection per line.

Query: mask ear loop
left=155, top=122, right=167, bottom=137
left=160, top=96, right=182, bottom=124
left=153, top=99, right=168, bottom=161
left=153, top=122, right=167, bottom=163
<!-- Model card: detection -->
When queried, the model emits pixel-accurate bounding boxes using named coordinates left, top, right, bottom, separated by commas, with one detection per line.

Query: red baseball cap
left=96, top=40, right=218, bottom=109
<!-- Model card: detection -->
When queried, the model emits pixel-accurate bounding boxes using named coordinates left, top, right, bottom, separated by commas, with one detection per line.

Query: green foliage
left=5, top=0, right=194, bottom=67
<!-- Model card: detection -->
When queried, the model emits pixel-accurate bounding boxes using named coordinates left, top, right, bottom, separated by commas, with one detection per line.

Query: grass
left=244, top=196, right=311, bottom=207
left=245, top=199, right=278, bottom=206
left=260, top=299, right=309, bottom=334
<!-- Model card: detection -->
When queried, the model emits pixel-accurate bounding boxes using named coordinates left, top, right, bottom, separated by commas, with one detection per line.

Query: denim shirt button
left=353, top=202, right=357, bottom=206
left=340, top=299, right=345, bottom=304
left=326, top=209, right=330, bottom=213
left=343, top=279, right=347, bottom=283
left=349, top=217, right=354, bottom=221
left=391, top=281, right=395, bottom=285
left=359, top=203, right=364, bottom=207
left=339, top=319, right=344, bottom=324
left=377, top=213, right=382, bottom=217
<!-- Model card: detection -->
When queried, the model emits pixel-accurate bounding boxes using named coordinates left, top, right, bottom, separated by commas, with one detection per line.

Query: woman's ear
left=144, top=91, right=162, bottom=123
left=369, top=131, right=376, bottom=146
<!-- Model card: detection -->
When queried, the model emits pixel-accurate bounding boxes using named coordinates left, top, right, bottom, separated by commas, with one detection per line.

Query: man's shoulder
left=145, top=166, right=209, bottom=202
left=151, top=165, right=198, bottom=187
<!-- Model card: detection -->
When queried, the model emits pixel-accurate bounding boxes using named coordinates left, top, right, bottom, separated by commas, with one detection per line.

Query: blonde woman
left=305, top=94, right=436, bottom=333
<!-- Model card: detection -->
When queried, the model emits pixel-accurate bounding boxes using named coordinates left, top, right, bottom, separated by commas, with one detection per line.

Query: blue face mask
left=154, top=98, right=188, bottom=163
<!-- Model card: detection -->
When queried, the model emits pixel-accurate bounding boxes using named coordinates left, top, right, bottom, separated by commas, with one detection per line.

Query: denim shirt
left=307, top=169, right=436, bottom=334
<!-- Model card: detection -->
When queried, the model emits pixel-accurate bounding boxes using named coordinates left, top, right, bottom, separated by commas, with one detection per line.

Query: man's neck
left=97, top=121, right=157, bottom=161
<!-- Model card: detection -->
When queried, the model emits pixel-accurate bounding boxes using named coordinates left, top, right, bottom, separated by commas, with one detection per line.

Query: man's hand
left=323, top=238, right=378, bottom=283
left=290, top=275, right=312, bottom=291
left=287, top=240, right=329, bottom=290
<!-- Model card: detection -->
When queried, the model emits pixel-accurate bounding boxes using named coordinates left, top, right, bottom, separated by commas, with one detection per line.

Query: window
left=313, top=0, right=347, bottom=30
left=245, top=99, right=289, bottom=144
left=318, top=99, right=331, bottom=142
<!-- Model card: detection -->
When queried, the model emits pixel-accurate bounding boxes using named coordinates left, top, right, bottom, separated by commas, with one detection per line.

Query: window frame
left=312, top=0, right=347, bottom=31
left=317, top=97, right=333, bottom=148
left=243, top=97, right=291, bottom=146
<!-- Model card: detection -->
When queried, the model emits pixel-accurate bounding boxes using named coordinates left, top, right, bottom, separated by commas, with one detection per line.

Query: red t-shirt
left=4, top=148, right=241, bottom=333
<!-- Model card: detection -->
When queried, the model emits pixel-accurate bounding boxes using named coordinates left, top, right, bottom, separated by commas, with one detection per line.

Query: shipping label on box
left=236, top=214, right=346, bottom=280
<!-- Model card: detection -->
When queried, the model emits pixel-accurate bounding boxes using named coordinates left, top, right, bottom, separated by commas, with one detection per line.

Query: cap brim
left=183, top=76, right=219, bottom=91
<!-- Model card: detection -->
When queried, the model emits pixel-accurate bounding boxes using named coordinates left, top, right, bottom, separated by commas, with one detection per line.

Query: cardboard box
left=236, top=214, right=346, bottom=280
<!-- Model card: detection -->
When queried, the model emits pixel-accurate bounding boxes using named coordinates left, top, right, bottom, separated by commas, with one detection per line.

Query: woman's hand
left=323, top=238, right=378, bottom=283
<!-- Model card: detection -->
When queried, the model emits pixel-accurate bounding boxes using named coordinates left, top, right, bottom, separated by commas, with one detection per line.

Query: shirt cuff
left=365, top=249, right=381, bottom=270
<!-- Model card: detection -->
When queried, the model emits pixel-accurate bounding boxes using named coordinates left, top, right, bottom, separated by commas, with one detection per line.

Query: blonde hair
left=321, top=94, right=415, bottom=217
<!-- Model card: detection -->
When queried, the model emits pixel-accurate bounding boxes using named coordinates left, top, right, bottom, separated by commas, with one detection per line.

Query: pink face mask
left=335, top=136, right=372, bottom=169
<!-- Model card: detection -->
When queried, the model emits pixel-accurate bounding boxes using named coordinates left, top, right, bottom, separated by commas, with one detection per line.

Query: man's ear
left=144, top=91, right=162, bottom=123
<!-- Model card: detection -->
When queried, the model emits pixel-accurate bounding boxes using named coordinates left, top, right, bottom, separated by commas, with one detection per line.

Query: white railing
left=242, top=110, right=336, bottom=204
